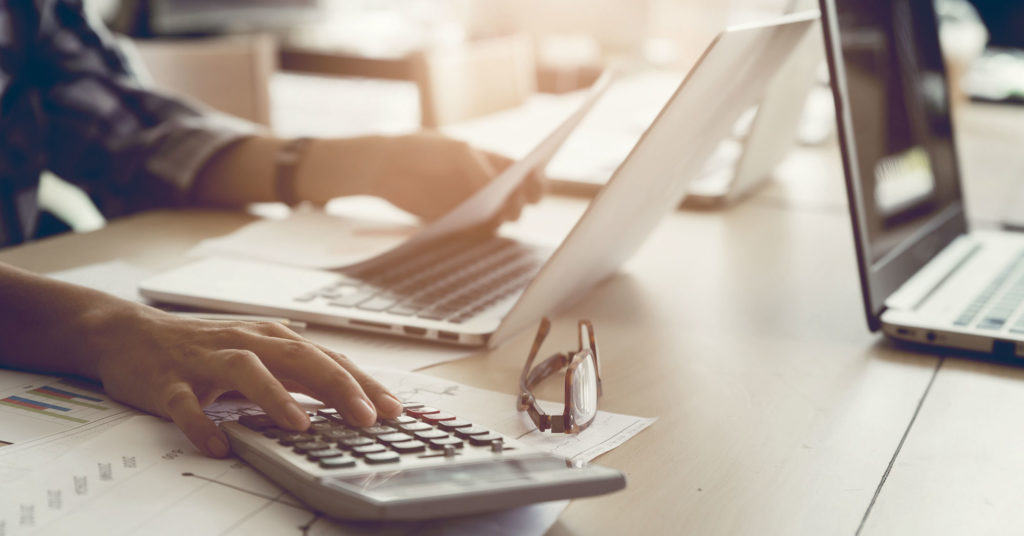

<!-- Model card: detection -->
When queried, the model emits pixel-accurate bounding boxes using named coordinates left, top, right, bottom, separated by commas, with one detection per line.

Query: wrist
left=72, top=299, right=148, bottom=380
left=294, top=137, right=388, bottom=203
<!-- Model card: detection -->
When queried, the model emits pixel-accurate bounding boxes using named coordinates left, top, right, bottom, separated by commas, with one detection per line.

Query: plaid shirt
left=0, top=0, right=255, bottom=246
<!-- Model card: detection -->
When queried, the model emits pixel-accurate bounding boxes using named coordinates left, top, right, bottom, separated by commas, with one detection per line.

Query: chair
left=411, top=34, right=536, bottom=128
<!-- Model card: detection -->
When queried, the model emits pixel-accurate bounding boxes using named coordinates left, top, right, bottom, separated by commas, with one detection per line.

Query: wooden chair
left=411, top=34, right=537, bottom=128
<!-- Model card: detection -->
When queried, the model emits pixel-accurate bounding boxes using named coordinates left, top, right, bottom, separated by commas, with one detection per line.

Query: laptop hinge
left=884, top=235, right=979, bottom=312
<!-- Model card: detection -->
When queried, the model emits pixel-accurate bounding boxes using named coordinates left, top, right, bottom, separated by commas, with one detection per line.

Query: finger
left=502, top=188, right=527, bottom=223
left=249, top=338, right=379, bottom=427
left=524, top=169, right=546, bottom=203
left=162, top=383, right=230, bottom=458
left=249, top=323, right=404, bottom=421
left=215, top=349, right=309, bottom=431
left=312, top=343, right=404, bottom=419
left=483, top=151, right=515, bottom=174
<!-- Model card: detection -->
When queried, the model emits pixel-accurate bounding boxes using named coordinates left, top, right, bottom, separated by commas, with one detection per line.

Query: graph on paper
left=0, top=375, right=129, bottom=445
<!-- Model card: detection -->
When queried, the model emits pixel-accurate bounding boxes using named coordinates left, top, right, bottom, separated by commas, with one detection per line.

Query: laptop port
left=350, top=320, right=390, bottom=331
left=403, top=326, right=427, bottom=337
left=437, top=331, right=460, bottom=342
left=992, top=339, right=1016, bottom=358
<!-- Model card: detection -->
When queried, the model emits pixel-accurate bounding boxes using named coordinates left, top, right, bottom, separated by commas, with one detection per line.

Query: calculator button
left=261, top=427, right=286, bottom=439
left=317, top=408, right=340, bottom=417
left=377, top=433, right=414, bottom=444
left=293, top=441, right=331, bottom=453
left=469, top=433, right=505, bottom=446
left=306, top=448, right=346, bottom=460
left=340, top=437, right=375, bottom=449
left=310, top=422, right=335, bottom=433
left=454, top=426, right=490, bottom=438
left=361, top=425, right=397, bottom=437
left=437, top=419, right=473, bottom=431
left=319, top=456, right=357, bottom=469
left=365, top=452, right=401, bottom=464
left=308, top=415, right=328, bottom=424
left=421, top=412, right=457, bottom=424
left=402, top=402, right=425, bottom=410
left=238, top=414, right=274, bottom=430
left=429, top=437, right=465, bottom=450
left=351, top=444, right=388, bottom=457
left=321, top=429, right=361, bottom=442
left=414, top=430, right=449, bottom=441
left=406, top=407, right=440, bottom=417
left=278, top=433, right=315, bottom=446
left=390, top=440, right=427, bottom=454
left=383, top=415, right=417, bottom=426
left=398, top=422, right=433, bottom=433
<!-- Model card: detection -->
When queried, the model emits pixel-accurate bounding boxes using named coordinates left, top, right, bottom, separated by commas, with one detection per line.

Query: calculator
left=221, top=402, right=626, bottom=520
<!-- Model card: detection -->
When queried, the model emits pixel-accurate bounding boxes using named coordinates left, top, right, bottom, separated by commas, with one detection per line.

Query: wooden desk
left=2, top=101, right=1022, bottom=534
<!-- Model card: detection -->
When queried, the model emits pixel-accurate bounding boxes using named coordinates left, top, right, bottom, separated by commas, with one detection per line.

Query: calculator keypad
left=234, top=401, right=513, bottom=471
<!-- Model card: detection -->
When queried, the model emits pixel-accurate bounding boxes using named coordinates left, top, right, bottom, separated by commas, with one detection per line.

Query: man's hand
left=293, top=133, right=545, bottom=222
left=80, top=306, right=404, bottom=458
left=364, top=133, right=545, bottom=222
left=0, top=262, right=402, bottom=458
left=195, top=133, right=545, bottom=224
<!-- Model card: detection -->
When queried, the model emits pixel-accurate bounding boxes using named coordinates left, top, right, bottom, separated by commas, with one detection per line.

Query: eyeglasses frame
left=517, top=317, right=603, bottom=433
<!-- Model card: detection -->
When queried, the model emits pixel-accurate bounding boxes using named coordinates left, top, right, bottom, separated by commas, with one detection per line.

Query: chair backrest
left=129, top=34, right=277, bottom=126
left=412, top=34, right=536, bottom=128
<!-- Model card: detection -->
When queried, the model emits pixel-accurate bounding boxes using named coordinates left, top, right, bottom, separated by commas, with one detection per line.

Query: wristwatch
left=275, top=137, right=313, bottom=206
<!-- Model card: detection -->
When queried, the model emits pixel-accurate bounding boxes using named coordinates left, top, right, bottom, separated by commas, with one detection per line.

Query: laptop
left=140, top=14, right=818, bottom=348
left=547, top=2, right=822, bottom=206
left=684, top=17, right=820, bottom=207
left=820, top=0, right=1024, bottom=358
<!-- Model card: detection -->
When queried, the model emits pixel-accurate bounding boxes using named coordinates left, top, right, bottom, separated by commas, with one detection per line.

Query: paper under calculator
left=221, top=402, right=626, bottom=520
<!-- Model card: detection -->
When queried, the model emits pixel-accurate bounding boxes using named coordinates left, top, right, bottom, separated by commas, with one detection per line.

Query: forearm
left=190, top=136, right=386, bottom=207
left=0, top=262, right=131, bottom=379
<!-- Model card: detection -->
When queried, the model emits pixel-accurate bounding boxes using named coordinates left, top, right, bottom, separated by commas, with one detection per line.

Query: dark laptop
left=820, top=0, right=1024, bottom=358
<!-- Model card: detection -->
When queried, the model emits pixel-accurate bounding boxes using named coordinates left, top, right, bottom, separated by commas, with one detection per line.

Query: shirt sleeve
left=33, top=0, right=260, bottom=213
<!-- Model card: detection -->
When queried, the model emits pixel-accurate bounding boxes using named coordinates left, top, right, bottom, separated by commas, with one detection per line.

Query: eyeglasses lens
left=570, top=353, right=599, bottom=426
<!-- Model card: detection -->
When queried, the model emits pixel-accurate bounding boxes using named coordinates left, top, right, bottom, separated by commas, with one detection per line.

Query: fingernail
left=351, top=397, right=377, bottom=425
left=383, top=394, right=404, bottom=415
left=287, top=404, right=309, bottom=430
left=207, top=435, right=229, bottom=458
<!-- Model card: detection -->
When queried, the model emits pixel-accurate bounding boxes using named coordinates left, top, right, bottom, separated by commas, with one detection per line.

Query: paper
left=0, top=367, right=653, bottom=535
left=47, top=261, right=153, bottom=303
left=0, top=371, right=135, bottom=454
left=189, top=206, right=418, bottom=270
left=343, top=72, right=614, bottom=272
left=45, top=261, right=476, bottom=373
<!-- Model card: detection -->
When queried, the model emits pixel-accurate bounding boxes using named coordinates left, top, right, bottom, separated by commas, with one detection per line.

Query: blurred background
left=46, top=0, right=1024, bottom=232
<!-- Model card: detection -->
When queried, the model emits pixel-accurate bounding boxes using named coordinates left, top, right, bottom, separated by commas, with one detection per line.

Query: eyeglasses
left=518, top=317, right=603, bottom=434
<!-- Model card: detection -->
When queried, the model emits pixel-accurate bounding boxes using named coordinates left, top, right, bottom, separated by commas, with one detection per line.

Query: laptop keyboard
left=955, top=250, right=1024, bottom=331
left=294, top=235, right=546, bottom=324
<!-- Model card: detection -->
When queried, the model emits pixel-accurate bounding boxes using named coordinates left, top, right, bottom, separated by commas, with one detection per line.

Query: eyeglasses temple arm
left=518, top=317, right=552, bottom=410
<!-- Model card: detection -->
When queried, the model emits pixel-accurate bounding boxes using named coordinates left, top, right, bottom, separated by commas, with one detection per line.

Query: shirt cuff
left=142, top=111, right=265, bottom=201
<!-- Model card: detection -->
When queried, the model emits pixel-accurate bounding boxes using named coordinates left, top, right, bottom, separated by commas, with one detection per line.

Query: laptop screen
left=821, top=0, right=968, bottom=328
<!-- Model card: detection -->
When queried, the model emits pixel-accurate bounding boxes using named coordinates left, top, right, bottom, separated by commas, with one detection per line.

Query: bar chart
left=0, top=377, right=124, bottom=444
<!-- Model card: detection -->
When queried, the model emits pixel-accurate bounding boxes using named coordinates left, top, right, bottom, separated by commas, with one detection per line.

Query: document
left=46, top=261, right=477, bottom=373
left=0, top=367, right=654, bottom=535
left=188, top=205, right=418, bottom=270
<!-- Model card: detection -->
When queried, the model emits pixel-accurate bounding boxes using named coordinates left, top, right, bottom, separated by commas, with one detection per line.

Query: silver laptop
left=821, top=0, right=1024, bottom=358
left=140, top=14, right=818, bottom=348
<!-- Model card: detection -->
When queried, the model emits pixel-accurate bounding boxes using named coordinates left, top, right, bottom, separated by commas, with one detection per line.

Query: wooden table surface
left=2, top=101, right=1024, bottom=535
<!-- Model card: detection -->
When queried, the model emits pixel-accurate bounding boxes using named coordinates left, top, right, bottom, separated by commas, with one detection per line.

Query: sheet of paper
left=47, top=261, right=153, bottom=303
left=189, top=206, right=418, bottom=270
left=45, top=261, right=476, bottom=373
left=0, top=368, right=653, bottom=535
left=0, top=371, right=135, bottom=451
left=344, top=72, right=614, bottom=272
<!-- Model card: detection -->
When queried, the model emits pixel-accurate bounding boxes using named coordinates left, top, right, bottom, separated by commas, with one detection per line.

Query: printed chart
left=0, top=373, right=131, bottom=446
